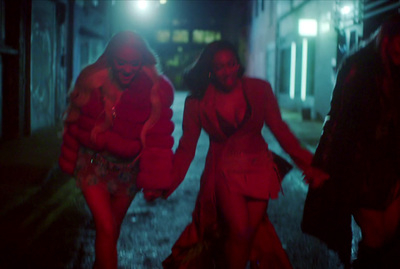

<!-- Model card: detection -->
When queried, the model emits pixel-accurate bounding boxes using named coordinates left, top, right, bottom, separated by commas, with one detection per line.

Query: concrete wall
left=30, top=1, right=57, bottom=131
left=70, top=2, right=111, bottom=86
left=246, top=0, right=338, bottom=120
left=246, top=1, right=278, bottom=90
left=290, top=0, right=337, bottom=119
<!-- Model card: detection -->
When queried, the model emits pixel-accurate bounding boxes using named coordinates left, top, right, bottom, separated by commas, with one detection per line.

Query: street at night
left=1, top=1, right=400, bottom=269
left=1, top=91, right=347, bottom=269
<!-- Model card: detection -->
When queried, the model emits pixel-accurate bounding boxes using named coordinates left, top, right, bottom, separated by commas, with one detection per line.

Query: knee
left=355, top=212, right=386, bottom=248
left=95, top=219, right=118, bottom=240
left=228, top=225, right=255, bottom=245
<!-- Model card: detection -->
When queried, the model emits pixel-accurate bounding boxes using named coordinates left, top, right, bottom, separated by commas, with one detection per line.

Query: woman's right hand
left=303, top=167, right=330, bottom=189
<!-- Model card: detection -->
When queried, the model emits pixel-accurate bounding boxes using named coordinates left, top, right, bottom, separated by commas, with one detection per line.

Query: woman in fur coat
left=59, top=31, right=175, bottom=269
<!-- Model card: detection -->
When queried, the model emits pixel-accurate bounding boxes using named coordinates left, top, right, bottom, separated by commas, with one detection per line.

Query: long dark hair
left=183, top=40, right=245, bottom=99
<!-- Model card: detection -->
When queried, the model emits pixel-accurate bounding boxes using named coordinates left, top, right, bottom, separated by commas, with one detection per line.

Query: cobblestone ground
left=0, top=91, right=355, bottom=269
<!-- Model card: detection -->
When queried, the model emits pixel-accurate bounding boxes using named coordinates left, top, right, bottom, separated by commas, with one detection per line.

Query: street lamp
left=137, top=0, right=148, bottom=10
left=340, top=5, right=352, bottom=15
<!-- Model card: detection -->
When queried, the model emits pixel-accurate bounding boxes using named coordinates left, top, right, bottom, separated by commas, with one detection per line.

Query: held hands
left=142, top=187, right=175, bottom=203
left=142, top=190, right=164, bottom=202
left=142, top=185, right=177, bottom=202
left=162, top=173, right=181, bottom=199
left=142, top=173, right=178, bottom=202
left=303, top=166, right=330, bottom=189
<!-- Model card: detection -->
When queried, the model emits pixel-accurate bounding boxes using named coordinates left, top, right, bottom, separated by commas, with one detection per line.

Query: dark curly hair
left=183, top=40, right=245, bottom=99
left=376, top=13, right=400, bottom=48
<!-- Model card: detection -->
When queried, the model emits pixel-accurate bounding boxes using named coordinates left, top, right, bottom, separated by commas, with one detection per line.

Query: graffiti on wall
left=30, top=1, right=56, bottom=131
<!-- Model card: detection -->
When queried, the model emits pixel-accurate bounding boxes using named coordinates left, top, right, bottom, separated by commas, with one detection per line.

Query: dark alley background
left=1, top=0, right=400, bottom=268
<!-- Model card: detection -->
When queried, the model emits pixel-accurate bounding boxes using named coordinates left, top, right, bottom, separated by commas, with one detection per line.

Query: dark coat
left=302, top=42, right=400, bottom=265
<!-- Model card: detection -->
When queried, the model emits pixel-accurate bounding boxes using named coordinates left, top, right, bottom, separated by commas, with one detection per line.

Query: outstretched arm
left=262, top=82, right=328, bottom=187
left=164, top=97, right=202, bottom=198
left=263, top=82, right=312, bottom=168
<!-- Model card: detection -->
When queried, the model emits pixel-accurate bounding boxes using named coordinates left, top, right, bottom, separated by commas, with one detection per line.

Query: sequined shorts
left=75, top=148, right=139, bottom=197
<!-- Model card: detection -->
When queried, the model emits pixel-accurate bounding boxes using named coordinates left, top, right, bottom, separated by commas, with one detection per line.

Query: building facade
left=0, top=0, right=249, bottom=140
left=0, top=0, right=112, bottom=139
left=110, top=0, right=248, bottom=89
left=246, top=0, right=400, bottom=120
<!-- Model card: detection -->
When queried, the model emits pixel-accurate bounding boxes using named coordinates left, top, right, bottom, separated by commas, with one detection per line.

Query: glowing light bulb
left=137, top=0, right=148, bottom=10
left=341, top=5, right=352, bottom=15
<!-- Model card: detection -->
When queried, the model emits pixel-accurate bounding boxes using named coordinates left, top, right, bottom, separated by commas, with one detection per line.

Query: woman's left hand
left=303, top=167, right=330, bottom=189
left=142, top=190, right=164, bottom=202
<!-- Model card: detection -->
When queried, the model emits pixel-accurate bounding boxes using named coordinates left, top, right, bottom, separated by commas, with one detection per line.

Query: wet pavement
left=0, top=91, right=348, bottom=269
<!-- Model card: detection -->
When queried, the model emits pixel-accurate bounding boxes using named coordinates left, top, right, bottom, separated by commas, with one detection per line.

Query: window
left=172, top=30, right=189, bottom=43
left=192, top=30, right=221, bottom=44
left=156, top=30, right=170, bottom=43
left=279, top=47, right=291, bottom=94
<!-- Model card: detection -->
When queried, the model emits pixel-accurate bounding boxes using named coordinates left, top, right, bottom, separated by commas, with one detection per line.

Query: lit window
left=298, top=19, right=317, bottom=37
left=192, top=30, right=204, bottom=43
left=172, top=30, right=189, bottom=43
left=204, top=31, right=221, bottom=43
left=156, top=30, right=170, bottom=43
left=166, top=55, right=179, bottom=67
left=192, top=30, right=221, bottom=44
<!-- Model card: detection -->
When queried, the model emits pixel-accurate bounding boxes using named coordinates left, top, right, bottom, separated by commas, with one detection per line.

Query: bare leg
left=247, top=199, right=269, bottom=233
left=353, top=195, right=400, bottom=268
left=82, top=185, right=118, bottom=269
left=354, top=195, right=400, bottom=248
left=110, top=193, right=136, bottom=239
left=216, top=180, right=268, bottom=269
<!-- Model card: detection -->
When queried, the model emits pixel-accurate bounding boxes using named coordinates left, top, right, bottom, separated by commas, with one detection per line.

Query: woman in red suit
left=162, top=41, right=327, bottom=269
left=58, top=31, right=174, bottom=269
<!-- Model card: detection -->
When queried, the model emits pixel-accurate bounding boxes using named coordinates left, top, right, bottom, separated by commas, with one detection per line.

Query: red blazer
left=172, top=77, right=312, bottom=200
left=163, top=77, right=311, bottom=268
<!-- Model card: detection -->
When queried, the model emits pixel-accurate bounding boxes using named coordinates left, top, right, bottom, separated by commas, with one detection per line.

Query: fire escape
left=334, top=0, right=400, bottom=64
